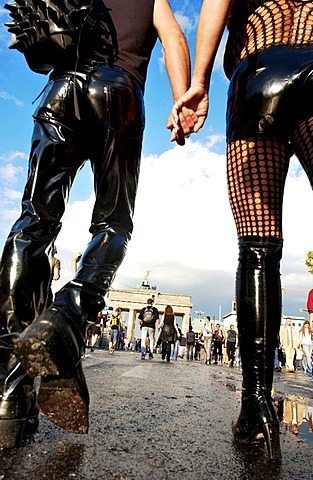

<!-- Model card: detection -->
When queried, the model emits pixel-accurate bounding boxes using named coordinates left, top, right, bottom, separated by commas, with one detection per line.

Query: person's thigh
left=87, top=66, right=145, bottom=238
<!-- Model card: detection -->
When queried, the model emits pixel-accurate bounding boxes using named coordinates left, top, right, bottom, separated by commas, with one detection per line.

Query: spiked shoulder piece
left=4, top=0, right=93, bottom=74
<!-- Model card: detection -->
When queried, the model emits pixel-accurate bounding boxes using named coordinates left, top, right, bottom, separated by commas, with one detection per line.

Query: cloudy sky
left=0, top=1, right=313, bottom=322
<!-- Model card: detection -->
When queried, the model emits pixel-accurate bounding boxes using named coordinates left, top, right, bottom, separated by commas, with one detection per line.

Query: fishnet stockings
left=227, top=136, right=290, bottom=237
left=228, top=117, right=313, bottom=237
left=225, top=0, right=313, bottom=78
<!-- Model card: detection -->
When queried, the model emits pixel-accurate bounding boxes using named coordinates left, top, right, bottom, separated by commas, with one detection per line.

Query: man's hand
left=170, top=83, right=209, bottom=139
left=166, top=105, right=199, bottom=145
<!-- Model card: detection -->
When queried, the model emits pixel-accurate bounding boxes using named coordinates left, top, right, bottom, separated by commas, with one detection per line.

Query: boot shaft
left=236, top=236, right=283, bottom=395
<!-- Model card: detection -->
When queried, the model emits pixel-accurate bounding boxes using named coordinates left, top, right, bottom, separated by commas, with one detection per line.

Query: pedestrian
left=86, top=310, right=103, bottom=353
left=171, top=0, right=313, bottom=459
left=0, top=0, right=190, bottom=449
left=109, top=308, right=123, bottom=354
left=178, top=334, right=187, bottom=359
left=186, top=325, right=196, bottom=361
left=46, top=243, right=61, bottom=307
left=158, top=305, right=179, bottom=362
left=212, top=324, right=224, bottom=365
left=172, top=324, right=182, bottom=361
left=298, top=320, right=313, bottom=377
left=201, top=316, right=213, bottom=364
left=280, top=318, right=300, bottom=373
left=226, top=324, right=237, bottom=367
left=138, top=298, right=160, bottom=360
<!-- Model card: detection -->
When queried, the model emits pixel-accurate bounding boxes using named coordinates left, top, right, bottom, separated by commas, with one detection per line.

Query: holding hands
left=168, top=82, right=209, bottom=142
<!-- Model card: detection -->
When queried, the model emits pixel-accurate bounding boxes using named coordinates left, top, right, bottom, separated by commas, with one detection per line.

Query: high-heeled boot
left=232, top=236, right=283, bottom=459
left=13, top=280, right=105, bottom=433
left=0, top=334, right=39, bottom=449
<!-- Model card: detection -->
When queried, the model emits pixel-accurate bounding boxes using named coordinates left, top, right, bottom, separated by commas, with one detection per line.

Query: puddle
left=274, top=394, right=313, bottom=447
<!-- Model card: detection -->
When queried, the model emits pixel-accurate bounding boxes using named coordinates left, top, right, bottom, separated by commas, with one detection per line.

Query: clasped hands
left=166, top=83, right=209, bottom=146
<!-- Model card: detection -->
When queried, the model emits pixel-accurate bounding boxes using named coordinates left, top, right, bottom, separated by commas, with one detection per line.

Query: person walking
left=298, top=320, right=313, bottom=377
left=109, top=308, right=123, bottom=354
left=186, top=325, right=196, bottom=361
left=226, top=324, right=237, bottom=367
left=138, top=298, right=160, bottom=360
left=201, top=316, right=213, bottom=365
left=212, top=324, right=224, bottom=365
left=0, top=0, right=190, bottom=449
left=158, top=305, right=179, bottom=362
left=171, top=0, right=313, bottom=459
left=280, top=318, right=300, bottom=373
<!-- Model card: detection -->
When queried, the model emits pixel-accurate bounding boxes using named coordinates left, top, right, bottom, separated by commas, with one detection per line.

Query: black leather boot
left=13, top=281, right=105, bottom=434
left=232, top=236, right=282, bottom=459
left=0, top=334, right=39, bottom=449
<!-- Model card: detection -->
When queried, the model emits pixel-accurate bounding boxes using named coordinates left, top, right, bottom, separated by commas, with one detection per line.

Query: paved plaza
left=0, top=350, right=312, bottom=480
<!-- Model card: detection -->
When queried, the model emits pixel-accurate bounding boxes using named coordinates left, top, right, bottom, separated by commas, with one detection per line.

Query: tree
left=305, top=251, right=313, bottom=275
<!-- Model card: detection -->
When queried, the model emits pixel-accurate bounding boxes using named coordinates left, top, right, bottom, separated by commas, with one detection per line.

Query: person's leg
left=14, top=66, right=144, bottom=433
left=302, top=345, right=312, bottom=375
left=228, top=133, right=290, bottom=458
left=285, top=346, right=295, bottom=372
left=203, top=338, right=209, bottom=363
left=0, top=75, right=86, bottom=447
left=148, top=328, right=155, bottom=358
left=218, top=342, right=223, bottom=363
left=186, top=344, right=190, bottom=360
left=141, top=327, right=148, bottom=359
left=166, top=342, right=172, bottom=362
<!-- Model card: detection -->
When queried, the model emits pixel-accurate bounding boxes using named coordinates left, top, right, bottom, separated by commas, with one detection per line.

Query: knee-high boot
left=232, top=236, right=283, bottom=459
left=13, top=280, right=105, bottom=433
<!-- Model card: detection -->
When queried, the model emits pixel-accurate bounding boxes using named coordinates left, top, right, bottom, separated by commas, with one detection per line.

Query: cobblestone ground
left=0, top=350, right=312, bottom=480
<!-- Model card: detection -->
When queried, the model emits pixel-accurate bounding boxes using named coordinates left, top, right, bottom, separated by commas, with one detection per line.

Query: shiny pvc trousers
left=0, top=63, right=145, bottom=334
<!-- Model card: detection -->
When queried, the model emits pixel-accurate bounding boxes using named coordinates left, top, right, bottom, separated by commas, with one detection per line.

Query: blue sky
left=0, top=1, right=313, bottom=323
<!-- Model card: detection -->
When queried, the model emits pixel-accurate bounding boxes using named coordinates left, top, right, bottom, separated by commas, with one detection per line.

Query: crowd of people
left=88, top=303, right=313, bottom=383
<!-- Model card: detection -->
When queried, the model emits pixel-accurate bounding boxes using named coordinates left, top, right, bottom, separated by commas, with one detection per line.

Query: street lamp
left=195, top=310, right=204, bottom=321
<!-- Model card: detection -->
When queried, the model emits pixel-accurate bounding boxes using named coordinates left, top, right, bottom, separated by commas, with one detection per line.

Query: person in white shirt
left=299, top=320, right=313, bottom=377
left=201, top=316, right=214, bottom=365
left=280, top=318, right=300, bottom=373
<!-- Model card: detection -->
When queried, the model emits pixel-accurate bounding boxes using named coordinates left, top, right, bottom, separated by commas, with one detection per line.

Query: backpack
left=186, top=330, right=195, bottom=344
left=142, top=307, right=155, bottom=324
left=110, top=315, right=120, bottom=328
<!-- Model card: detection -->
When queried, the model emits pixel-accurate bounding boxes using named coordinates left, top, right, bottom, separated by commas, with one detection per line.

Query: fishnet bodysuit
left=226, top=0, right=313, bottom=238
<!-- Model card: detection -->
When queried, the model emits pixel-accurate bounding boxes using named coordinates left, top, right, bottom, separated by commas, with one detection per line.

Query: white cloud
left=0, top=163, right=24, bottom=184
left=174, top=11, right=198, bottom=34
left=0, top=90, right=24, bottom=107
left=0, top=151, right=28, bottom=162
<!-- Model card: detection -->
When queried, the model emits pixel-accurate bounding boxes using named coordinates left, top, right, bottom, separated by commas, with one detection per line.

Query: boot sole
left=13, top=315, right=89, bottom=434
left=39, top=376, right=88, bottom=433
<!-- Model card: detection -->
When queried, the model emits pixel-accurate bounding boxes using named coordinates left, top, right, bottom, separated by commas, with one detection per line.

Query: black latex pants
left=0, top=62, right=145, bottom=336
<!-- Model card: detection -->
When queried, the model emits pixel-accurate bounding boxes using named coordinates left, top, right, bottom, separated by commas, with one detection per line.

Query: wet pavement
left=1, top=349, right=313, bottom=480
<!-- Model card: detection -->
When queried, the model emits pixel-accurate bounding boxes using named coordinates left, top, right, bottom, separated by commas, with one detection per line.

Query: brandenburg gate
left=105, top=288, right=193, bottom=340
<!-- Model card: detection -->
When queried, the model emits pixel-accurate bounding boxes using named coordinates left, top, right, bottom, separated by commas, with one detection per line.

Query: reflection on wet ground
left=274, top=394, right=313, bottom=447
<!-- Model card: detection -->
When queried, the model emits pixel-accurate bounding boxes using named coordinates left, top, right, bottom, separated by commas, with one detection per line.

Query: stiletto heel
left=232, top=395, right=281, bottom=459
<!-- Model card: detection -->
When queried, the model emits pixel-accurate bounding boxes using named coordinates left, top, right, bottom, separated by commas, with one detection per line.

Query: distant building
left=222, top=301, right=306, bottom=332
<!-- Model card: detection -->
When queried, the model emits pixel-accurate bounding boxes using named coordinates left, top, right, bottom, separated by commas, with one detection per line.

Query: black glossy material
left=233, top=236, right=283, bottom=459
left=0, top=63, right=145, bottom=442
left=14, top=281, right=104, bottom=433
left=227, top=45, right=313, bottom=142
left=0, top=63, right=144, bottom=335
